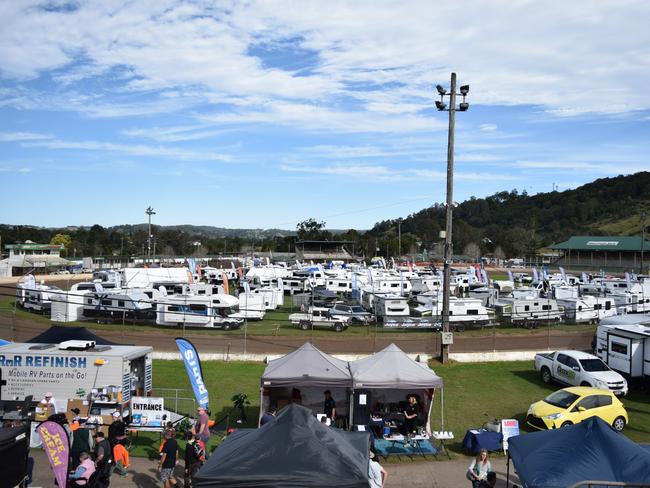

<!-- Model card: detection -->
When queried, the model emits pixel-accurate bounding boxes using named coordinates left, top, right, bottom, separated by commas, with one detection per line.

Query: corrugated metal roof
left=550, top=236, right=650, bottom=251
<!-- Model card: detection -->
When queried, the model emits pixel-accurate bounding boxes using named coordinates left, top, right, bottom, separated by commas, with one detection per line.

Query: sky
left=1, top=1, right=649, bottom=231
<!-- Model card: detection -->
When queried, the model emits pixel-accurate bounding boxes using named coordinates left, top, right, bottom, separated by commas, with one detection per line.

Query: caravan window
left=169, top=305, right=181, bottom=312
left=189, top=304, right=207, bottom=315
left=611, top=341, right=628, bottom=355
left=542, top=305, right=551, bottom=311
left=605, top=302, right=611, bottom=310
left=118, top=300, right=125, bottom=307
left=467, top=309, right=479, bottom=315
left=101, top=299, right=111, bottom=306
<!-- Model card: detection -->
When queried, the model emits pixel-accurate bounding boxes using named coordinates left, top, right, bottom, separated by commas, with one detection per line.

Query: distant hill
left=108, top=224, right=295, bottom=239
left=369, top=172, right=650, bottom=257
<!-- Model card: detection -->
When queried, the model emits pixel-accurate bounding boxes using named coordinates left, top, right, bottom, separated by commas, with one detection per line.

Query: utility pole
left=398, top=219, right=402, bottom=259
left=436, top=73, right=470, bottom=364
left=641, top=211, right=647, bottom=275
left=146, top=206, right=156, bottom=264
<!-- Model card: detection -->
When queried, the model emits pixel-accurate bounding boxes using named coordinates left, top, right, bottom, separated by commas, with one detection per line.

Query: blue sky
left=1, top=1, right=649, bottom=230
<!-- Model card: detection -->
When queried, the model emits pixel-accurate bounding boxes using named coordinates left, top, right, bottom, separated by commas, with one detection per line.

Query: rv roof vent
left=58, top=340, right=96, bottom=351
left=94, top=345, right=112, bottom=352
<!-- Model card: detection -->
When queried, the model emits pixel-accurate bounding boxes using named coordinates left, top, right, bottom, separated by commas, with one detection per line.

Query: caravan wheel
left=222, top=324, right=232, bottom=331
left=300, top=321, right=310, bottom=330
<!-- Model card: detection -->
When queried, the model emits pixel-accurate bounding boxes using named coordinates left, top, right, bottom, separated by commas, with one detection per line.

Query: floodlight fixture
left=435, top=101, right=447, bottom=111
left=459, top=102, right=469, bottom=111
left=460, top=85, right=470, bottom=96
left=436, top=84, right=447, bottom=96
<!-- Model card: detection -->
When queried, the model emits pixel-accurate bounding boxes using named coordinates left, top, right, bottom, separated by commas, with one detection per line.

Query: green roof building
left=550, top=235, right=650, bottom=273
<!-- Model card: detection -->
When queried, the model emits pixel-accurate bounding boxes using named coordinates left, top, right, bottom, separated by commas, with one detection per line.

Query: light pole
left=436, top=73, right=470, bottom=364
left=146, top=206, right=156, bottom=264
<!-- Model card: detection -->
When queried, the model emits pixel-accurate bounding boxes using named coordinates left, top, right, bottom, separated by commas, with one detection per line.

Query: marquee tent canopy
left=508, top=417, right=650, bottom=488
left=261, top=342, right=351, bottom=388
left=193, top=404, right=371, bottom=488
left=349, top=343, right=443, bottom=389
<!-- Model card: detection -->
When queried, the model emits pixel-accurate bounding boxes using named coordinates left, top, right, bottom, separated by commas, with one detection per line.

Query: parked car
left=535, top=350, right=628, bottom=396
left=288, top=306, right=350, bottom=332
left=327, top=303, right=373, bottom=324
left=526, top=386, right=628, bottom=432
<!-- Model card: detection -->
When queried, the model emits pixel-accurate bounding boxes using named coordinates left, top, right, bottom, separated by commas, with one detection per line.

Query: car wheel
left=612, top=416, right=626, bottom=432
left=541, top=367, right=552, bottom=384
left=580, top=381, right=591, bottom=387
left=334, top=323, right=343, bottom=332
left=222, top=324, right=231, bottom=331
left=300, top=321, right=310, bottom=330
left=560, top=421, right=573, bottom=428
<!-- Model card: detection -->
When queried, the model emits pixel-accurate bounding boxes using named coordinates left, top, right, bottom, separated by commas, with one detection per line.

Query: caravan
left=596, top=316, right=650, bottom=379
left=156, top=294, right=243, bottom=329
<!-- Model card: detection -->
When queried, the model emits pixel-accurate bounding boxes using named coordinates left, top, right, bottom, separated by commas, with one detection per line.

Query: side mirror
left=578, top=406, right=586, bottom=412
left=572, top=366, right=580, bottom=372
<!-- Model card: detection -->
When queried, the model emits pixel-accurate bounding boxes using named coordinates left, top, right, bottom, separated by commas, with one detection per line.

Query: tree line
left=1, top=172, right=648, bottom=260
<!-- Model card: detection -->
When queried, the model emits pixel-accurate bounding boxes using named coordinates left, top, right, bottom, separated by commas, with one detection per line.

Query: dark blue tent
left=508, top=417, right=650, bottom=487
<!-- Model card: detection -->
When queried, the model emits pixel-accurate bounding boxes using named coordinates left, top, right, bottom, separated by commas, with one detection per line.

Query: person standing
left=402, top=394, right=419, bottom=434
left=112, top=439, right=130, bottom=477
left=39, top=392, right=58, bottom=416
left=183, top=431, right=204, bottom=488
left=93, top=432, right=114, bottom=488
left=158, top=429, right=179, bottom=488
left=368, top=448, right=388, bottom=488
left=323, top=390, right=336, bottom=421
left=108, top=411, right=126, bottom=447
left=467, top=448, right=491, bottom=488
left=194, top=407, right=210, bottom=446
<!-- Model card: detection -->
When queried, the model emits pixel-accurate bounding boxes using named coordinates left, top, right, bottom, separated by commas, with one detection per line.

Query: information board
left=501, top=418, right=520, bottom=452
left=130, top=396, right=169, bottom=427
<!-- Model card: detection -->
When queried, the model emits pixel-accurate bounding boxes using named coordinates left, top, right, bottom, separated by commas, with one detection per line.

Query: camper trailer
left=82, top=289, right=156, bottom=322
left=50, top=282, right=117, bottom=323
left=596, top=319, right=650, bottom=379
left=0, top=341, right=153, bottom=408
left=156, top=294, right=243, bottom=329
left=21, top=285, right=62, bottom=313
left=557, top=296, right=617, bottom=324
left=495, top=297, right=563, bottom=327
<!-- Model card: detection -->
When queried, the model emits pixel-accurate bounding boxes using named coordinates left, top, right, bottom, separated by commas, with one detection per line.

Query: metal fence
left=151, top=388, right=196, bottom=418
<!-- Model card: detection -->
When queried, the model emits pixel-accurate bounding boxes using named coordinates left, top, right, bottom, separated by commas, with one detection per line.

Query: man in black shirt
left=183, top=431, right=204, bottom=488
left=323, top=390, right=336, bottom=421
left=158, top=430, right=179, bottom=488
left=403, top=395, right=419, bottom=434
left=93, top=431, right=114, bottom=488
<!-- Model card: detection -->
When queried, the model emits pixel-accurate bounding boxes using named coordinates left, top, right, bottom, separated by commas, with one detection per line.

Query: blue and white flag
left=581, top=272, right=588, bottom=283
left=559, top=267, right=567, bottom=283
left=351, top=273, right=358, bottom=299
left=532, top=267, right=539, bottom=283
left=542, top=266, right=549, bottom=280
left=187, top=258, right=197, bottom=275
left=399, top=270, right=404, bottom=296
left=625, top=272, right=631, bottom=289
left=175, top=338, right=209, bottom=409
left=507, top=270, right=514, bottom=282
left=481, top=269, right=489, bottom=284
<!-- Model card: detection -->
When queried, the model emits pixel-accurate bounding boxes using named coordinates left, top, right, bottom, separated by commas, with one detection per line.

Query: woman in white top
left=467, top=448, right=491, bottom=488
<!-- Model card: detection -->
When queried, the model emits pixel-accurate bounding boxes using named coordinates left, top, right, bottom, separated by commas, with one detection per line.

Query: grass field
left=134, top=359, right=650, bottom=459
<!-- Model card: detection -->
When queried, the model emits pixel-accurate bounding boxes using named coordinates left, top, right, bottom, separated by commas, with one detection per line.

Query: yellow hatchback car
left=527, top=386, right=628, bottom=432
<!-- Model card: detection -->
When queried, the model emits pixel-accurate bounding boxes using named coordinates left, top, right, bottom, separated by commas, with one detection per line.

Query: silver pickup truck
left=288, top=306, right=350, bottom=332
left=534, top=350, right=628, bottom=396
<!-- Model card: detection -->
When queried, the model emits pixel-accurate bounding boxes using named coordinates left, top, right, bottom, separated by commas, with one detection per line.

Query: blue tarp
left=509, top=417, right=650, bottom=488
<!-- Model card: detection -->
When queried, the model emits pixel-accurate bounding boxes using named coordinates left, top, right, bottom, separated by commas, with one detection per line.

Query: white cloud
left=0, top=131, right=53, bottom=142
left=480, top=124, right=498, bottom=132
left=0, top=0, right=647, bottom=127
left=23, top=139, right=232, bottom=162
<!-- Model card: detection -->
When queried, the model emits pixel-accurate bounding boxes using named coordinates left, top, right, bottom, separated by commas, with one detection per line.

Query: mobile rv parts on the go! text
left=0, top=340, right=153, bottom=409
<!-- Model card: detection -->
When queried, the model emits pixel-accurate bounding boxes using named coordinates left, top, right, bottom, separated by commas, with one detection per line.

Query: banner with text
left=39, top=420, right=69, bottom=488
left=130, top=396, right=170, bottom=427
left=175, top=338, right=210, bottom=409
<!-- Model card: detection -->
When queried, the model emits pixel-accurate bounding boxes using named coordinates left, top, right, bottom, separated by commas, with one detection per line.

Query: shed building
left=550, top=235, right=650, bottom=273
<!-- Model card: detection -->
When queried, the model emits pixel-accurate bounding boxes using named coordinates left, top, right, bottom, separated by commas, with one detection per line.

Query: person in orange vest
left=113, top=439, right=130, bottom=477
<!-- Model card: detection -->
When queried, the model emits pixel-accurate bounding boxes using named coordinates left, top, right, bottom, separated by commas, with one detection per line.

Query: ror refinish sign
left=0, top=342, right=153, bottom=402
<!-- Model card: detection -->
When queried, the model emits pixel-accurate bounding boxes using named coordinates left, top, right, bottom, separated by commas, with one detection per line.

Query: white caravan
left=495, top=297, right=563, bottom=326
left=596, top=318, right=650, bottom=379
left=557, top=295, right=617, bottom=324
left=156, top=294, right=243, bottom=329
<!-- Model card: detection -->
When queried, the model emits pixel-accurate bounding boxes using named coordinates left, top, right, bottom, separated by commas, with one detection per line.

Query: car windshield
left=351, top=306, right=366, bottom=313
left=544, top=390, right=580, bottom=408
left=580, top=359, right=610, bottom=372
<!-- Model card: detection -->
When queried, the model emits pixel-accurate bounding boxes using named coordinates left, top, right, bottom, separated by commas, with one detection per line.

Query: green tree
left=50, top=233, right=72, bottom=256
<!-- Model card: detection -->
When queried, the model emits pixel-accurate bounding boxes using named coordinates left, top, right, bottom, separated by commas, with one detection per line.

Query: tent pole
left=506, top=451, right=510, bottom=487
left=258, top=387, right=264, bottom=427
left=441, top=386, right=445, bottom=430
left=349, top=388, right=354, bottom=430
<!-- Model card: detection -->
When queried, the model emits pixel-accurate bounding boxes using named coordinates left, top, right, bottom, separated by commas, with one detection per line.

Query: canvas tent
left=348, top=343, right=444, bottom=430
left=27, top=326, right=119, bottom=345
left=259, top=343, right=352, bottom=424
left=508, top=417, right=650, bottom=487
left=193, top=404, right=371, bottom=488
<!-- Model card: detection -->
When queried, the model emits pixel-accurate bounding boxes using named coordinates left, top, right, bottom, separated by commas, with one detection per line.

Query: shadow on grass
left=511, top=370, right=557, bottom=392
